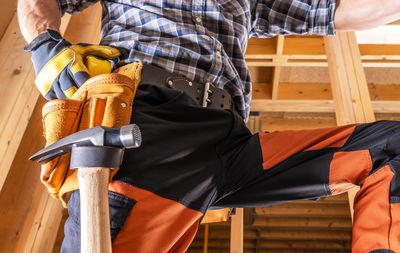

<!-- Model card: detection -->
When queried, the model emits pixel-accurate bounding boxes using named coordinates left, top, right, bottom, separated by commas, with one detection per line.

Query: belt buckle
left=202, top=82, right=215, bottom=108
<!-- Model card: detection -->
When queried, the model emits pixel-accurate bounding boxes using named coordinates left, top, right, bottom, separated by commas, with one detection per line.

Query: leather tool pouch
left=39, top=62, right=232, bottom=223
left=40, top=66, right=141, bottom=207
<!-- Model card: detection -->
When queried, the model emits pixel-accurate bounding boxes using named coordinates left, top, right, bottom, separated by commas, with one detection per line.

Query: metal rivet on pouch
left=121, top=103, right=127, bottom=108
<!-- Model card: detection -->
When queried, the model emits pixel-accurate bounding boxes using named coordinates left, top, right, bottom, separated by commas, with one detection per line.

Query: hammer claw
left=30, top=124, right=141, bottom=163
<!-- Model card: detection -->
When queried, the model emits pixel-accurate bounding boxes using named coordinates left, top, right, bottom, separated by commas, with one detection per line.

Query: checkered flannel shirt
left=57, top=0, right=336, bottom=121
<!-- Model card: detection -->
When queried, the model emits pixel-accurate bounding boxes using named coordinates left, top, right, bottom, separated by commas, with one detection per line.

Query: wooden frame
left=0, top=2, right=398, bottom=252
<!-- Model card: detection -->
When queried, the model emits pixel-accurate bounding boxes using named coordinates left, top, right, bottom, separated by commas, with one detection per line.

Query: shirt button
left=216, top=51, right=221, bottom=57
left=195, top=17, right=202, bottom=23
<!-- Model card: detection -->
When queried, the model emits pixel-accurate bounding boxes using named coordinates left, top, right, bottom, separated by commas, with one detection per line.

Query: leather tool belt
left=39, top=62, right=233, bottom=223
left=40, top=63, right=142, bottom=206
left=116, top=63, right=237, bottom=113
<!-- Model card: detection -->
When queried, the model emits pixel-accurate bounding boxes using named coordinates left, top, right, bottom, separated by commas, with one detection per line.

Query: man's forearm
left=18, top=0, right=61, bottom=43
left=334, top=0, right=400, bottom=31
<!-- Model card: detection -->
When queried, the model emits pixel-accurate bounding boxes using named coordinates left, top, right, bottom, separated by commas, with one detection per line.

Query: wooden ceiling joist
left=252, top=216, right=352, bottom=229
left=253, top=83, right=400, bottom=101
left=191, top=29, right=396, bottom=252
left=245, top=37, right=400, bottom=68
left=251, top=99, right=400, bottom=114
left=0, top=0, right=398, bottom=251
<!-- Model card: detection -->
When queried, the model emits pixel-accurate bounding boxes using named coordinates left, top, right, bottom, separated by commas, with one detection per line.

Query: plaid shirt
left=57, top=0, right=336, bottom=121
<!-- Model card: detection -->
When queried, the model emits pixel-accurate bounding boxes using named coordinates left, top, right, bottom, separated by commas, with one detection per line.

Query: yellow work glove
left=24, top=29, right=120, bottom=99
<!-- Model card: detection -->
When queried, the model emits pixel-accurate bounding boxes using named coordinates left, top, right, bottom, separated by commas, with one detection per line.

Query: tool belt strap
left=115, top=63, right=238, bottom=113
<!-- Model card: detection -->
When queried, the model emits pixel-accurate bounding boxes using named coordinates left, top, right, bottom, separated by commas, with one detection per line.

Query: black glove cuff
left=24, top=29, right=63, bottom=52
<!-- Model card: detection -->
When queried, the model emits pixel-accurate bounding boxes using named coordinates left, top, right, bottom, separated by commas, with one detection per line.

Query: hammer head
left=30, top=124, right=142, bottom=163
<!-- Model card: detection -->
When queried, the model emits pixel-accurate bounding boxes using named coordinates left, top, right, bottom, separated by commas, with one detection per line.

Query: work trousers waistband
left=115, top=63, right=237, bottom=114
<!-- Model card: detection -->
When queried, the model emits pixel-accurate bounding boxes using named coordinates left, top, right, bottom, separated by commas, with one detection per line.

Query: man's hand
left=24, top=30, right=120, bottom=99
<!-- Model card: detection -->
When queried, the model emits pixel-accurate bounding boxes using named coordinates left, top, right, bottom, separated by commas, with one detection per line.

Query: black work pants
left=62, top=83, right=400, bottom=253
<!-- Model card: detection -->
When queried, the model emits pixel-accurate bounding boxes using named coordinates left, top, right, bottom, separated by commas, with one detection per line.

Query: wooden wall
left=0, top=4, right=100, bottom=253
left=0, top=3, right=399, bottom=253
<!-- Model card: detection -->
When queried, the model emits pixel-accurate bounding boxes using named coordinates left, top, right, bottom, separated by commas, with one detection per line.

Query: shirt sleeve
left=249, top=0, right=336, bottom=38
left=56, top=0, right=99, bottom=16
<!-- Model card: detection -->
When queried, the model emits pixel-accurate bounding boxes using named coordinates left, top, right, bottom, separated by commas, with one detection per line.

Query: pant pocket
left=61, top=190, right=136, bottom=253
left=109, top=191, right=136, bottom=241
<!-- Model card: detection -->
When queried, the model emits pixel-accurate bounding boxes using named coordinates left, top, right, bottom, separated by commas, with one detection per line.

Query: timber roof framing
left=192, top=28, right=400, bottom=253
left=245, top=36, right=400, bottom=68
left=0, top=1, right=398, bottom=252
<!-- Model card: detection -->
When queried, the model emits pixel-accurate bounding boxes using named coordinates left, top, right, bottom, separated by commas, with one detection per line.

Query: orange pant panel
left=329, top=150, right=372, bottom=195
left=352, top=165, right=395, bottom=252
left=390, top=203, right=400, bottom=250
left=258, top=124, right=357, bottom=170
left=109, top=181, right=202, bottom=253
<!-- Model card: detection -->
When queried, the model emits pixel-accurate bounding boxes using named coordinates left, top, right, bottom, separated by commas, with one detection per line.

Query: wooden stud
left=324, top=32, right=376, bottom=221
left=0, top=4, right=101, bottom=253
left=230, top=208, right=244, bottom=253
left=251, top=99, right=335, bottom=113
left=271, top=36, right=284, bottom=99
left=204, top=224, right=209, bottom=253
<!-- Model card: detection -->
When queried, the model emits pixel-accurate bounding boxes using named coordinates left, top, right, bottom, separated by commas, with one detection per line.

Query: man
left=18, top=0, right=400, bottom=252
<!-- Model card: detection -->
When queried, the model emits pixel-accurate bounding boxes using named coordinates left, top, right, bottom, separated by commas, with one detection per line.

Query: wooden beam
left=230, top=208, right=243, bottom=253
left=197, top=228, right=351, bottom=241
left=271, top=36, right=284, bottom=99
left=324, top=32, right=376, bottom=221
left=253, top=82, right=400, bottom=101
left=190, top=249, right=349, bottom=253
left=0, top=12, right=71, bottom=250
left=0, top=4, right=100, bottom=253
left=193, top=239, right=351, bottom=250
left=251, top=99, right=335, bottom=113
left=251, top=99, right=400, bottom=114
left=0, top=13, right=71, bottom=195
left=245, top=37, right=400, bottom=68
left=252, top=216, right=352, bottom=229
left=260, top=117, right=337, bottom=132
left=255, top=202, right=351, bottom=217
left=0, top=0, right=17, bottom=40
left=204, top=224, right=209, bottom=253
left=246, top=55, right=400, bottom=68
left=243, top=208, right=254, bottom=226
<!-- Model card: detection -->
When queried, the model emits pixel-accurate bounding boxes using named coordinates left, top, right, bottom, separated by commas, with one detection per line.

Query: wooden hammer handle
left=77, top=167, right=112, bottom=253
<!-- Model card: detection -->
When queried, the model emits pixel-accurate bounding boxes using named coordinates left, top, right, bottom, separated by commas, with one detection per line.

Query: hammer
left=30, top=124, right=142, bottom=253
